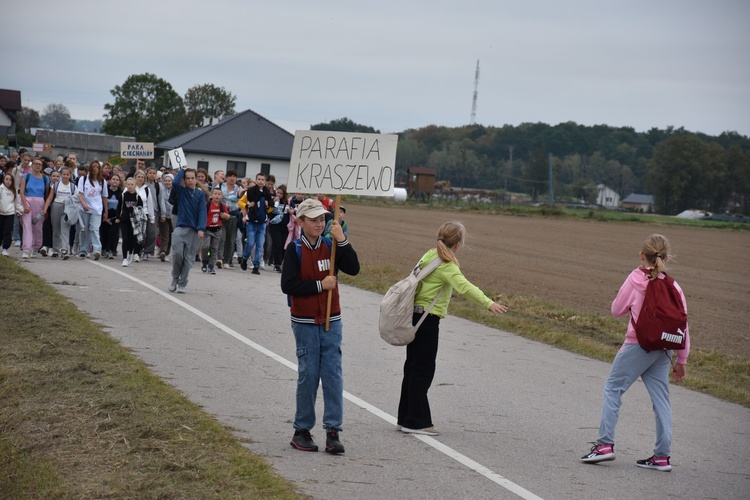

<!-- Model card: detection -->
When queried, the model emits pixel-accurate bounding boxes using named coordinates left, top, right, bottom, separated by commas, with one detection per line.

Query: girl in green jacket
left=397, top=221, right=508, bottom=436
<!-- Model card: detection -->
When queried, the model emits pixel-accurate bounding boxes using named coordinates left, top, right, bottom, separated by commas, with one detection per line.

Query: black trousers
left=42, top=214, right=53, bottom=248
left=269, top=222, right=288, bottom=266
left=101, top=219, right=121, bottom=255
left=0, top=214, right=13, bottom=249
left=398, top=313, right=441, bottom=429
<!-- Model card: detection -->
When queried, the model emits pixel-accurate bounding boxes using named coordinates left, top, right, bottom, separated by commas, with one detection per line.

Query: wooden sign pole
left=324, top=194, right=342, bottom=331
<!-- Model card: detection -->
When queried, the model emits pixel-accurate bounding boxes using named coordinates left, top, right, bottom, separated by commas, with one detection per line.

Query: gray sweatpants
left=171, top=226, right=201, bottom=287
left=49, top=202, right=74, bottom=254
left=598, top=343, right=673, bottom=456
left=200, top=229, right=221, bottom=266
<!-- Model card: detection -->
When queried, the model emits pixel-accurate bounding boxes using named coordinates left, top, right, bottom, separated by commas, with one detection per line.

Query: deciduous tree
left=103, top=73, right=187, bottom=142
left=41, top=103, right=75, bottom=130
left=311, top=117, right=378, bottom=133
left=184, top=84, right=236, bottom=129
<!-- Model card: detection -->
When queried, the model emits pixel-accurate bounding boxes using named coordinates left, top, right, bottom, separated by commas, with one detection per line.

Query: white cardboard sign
left=287, top=130, right=398, bottom=196
left=168, top=148, right=188, bottom=169
left=120, top=142, right=155, bottom=159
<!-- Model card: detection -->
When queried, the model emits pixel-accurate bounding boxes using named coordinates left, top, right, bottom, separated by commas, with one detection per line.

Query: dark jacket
left=280, top=235, right=360, bottom=325
left=245, top=185, right=274, bottom=223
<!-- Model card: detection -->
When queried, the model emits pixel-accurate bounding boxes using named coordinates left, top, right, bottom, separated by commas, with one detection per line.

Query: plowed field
left=345, top=204, right=750, bottom=359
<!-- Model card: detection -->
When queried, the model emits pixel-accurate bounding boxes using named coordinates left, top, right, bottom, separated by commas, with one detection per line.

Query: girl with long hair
left=397, top=221, right=508, bottom=435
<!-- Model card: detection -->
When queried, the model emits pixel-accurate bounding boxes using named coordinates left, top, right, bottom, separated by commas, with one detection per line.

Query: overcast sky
left=5, top=0, right=749, bottom=137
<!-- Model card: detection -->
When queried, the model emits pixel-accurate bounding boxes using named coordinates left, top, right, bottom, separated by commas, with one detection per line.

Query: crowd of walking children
left=1, top=152, right=321, bottom=284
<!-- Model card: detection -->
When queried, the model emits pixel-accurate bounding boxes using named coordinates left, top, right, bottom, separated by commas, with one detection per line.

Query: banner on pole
left=120, top=142, right=154, bottom=159
left=287, top=130, right=398, bottom=197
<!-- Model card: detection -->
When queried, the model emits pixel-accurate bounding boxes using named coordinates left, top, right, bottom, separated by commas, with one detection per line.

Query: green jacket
left=414, top=248, right=493, bottom=318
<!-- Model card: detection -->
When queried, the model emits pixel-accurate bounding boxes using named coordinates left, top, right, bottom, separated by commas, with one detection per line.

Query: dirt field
left=345, top=204, right=750, bottom=360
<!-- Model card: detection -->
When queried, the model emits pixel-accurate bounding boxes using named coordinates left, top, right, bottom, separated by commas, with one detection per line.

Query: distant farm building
left=622, top=193, right=654, bottom=212
left=408, top=167, right=436, bottom=201
left=596, top=184, right=621, bottom=208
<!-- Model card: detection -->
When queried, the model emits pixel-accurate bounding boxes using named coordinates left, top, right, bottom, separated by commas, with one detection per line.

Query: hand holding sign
left=168, top=147, right=188, bottom=170
left=288, top=130, right=399, bottom=330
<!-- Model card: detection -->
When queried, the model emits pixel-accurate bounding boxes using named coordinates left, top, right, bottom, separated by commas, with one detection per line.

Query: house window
left=197, top=161, right=209, bottom=170
left=261, top=163, right=270, bottom=177
left=227, top=160, right=247, bottom=178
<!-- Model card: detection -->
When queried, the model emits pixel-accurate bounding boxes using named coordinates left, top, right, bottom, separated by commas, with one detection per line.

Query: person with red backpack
left=581, top=234, right=690, bottom=472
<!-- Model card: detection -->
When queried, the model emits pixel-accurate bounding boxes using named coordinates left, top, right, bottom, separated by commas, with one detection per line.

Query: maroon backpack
left=631, top=270, right=687, bottom=351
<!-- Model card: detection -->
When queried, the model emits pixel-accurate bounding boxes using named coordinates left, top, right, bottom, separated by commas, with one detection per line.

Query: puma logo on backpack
left=631, top=270, right=688, bottom=351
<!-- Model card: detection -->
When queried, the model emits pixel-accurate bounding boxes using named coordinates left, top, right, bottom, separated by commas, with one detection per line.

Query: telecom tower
left=470, top=60, right=480, bottom=125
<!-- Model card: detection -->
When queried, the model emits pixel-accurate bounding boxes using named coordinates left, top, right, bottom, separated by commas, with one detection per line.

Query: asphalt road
left=19, top=255, right=750, bottom=500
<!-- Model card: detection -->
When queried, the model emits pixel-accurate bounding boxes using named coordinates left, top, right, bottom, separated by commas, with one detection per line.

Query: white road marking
left=89, top=260, right=544, bottom=500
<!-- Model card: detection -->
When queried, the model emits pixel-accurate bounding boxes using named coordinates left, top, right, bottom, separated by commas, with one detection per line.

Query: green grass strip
left=0, top=257, right=301, bottom=499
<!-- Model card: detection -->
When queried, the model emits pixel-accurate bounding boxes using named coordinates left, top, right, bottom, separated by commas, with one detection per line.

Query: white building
left=156, top=109, right=294, bottom=184
left=596, top=184, right=621, bottom=208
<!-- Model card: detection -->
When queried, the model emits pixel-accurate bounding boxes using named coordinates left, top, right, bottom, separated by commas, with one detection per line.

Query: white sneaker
left=93, top=251, right=101, bottom=261
left=22, top=252, right=29, bottom=259
left=2, top=249, right=9, bottom=257
left=398, top=426, right=440, bottom=436
left=133, top=253, right=140, bottom=263
left=122, top=258, right=129, bottom=267
left=142, top=253, right=149, bottom=261
left=30, top=250, right=38, bottom=258
left=39, top=246, right=48, bottom=257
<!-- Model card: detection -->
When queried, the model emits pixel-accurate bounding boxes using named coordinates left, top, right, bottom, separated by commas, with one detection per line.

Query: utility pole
left=548, top=153, right=554, bottom=206
left=506, top=145, right=513, bottom=191
left=470, top=60, right=480, bottom=125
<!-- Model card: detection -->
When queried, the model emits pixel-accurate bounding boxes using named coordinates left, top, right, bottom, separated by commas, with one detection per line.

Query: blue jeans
left=242, top=220, right=266, bottom=268
left=291, top=320, right=343, bottom=432
left=78, top=211, right=102, bottom=255
left=598, top=343, right=673, bottom=456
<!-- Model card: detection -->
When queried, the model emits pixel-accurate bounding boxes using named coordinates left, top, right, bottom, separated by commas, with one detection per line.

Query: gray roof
left=622, top=193, right=654, bottom=204
left=156, top=109, right=294, bottom=160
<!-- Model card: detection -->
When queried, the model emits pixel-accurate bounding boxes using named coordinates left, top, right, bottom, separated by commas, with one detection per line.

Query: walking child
left=397, top=221, right=508, bottom=435
left=116, top=177, right=147, bottom=267
left=201, top=187, right=229, bottom=274
left=42, top=166, right=77, bottom=260
left=168, top=167, right=206, bottom=293
left=280, top=198, right=360, bottom=454
left=0, top=173, right=23, bottom=256
left=581, top=233, right=690, bottom=472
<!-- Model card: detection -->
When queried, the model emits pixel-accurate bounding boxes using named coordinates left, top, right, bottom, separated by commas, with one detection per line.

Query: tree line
left=387, top=122, right=750, bottom=215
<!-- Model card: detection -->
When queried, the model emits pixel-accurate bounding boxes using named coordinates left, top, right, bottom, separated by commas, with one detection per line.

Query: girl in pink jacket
left=581, top=234, right=690, bottom=472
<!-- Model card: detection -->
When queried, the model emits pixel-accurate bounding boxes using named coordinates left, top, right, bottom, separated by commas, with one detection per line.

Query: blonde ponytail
left=641, top=233, right=671, bottom=280
left=435, top=221, right=466, bottom=267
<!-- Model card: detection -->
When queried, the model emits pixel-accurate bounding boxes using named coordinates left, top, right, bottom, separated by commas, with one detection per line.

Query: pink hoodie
left=611, top=268, right=690, bottom=364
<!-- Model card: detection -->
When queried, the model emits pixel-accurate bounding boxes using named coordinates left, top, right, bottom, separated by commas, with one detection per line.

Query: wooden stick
left=325, top=194, right=342, bottom=331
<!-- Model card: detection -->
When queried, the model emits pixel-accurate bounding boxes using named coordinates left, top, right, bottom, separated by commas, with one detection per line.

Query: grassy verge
left=0, top=258, right=302, bottom=499
left=340, top=263, right=750, bottom=408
